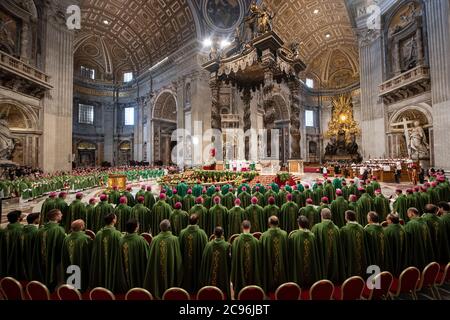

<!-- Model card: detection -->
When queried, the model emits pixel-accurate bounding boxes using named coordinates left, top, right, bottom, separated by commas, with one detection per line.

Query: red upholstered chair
left=362, top=271, right=393, bottom=300
left=389, top=267, right=420, bottom=300
left=197, top=286, right=225, bottom=300
left=334, top=276, right=365, bottom=300
left=252, top=232, right=262, bottom=240
left=89, top=287, right=116, bottom=300
left=237, top=285, right=265, bottom=300
left=162, top=287, right=190, bottom=300
left=417, top=262, right=441, bottom=299
left=26, top=281, right=51, bottom=300
left=125, top=288, right=153, bottom=300
left=309, top=280, right=334, bottom=300
left=436, top=262, right=450, bottom=299
left=228, top=234, right=240, bottom=245
left=141, top=233, right=153, bottom=246
left=0, top=277, right=24, bottom=300
left=85, top=229, right=96, bottom=240
left=56, top=284, right=82, bottom=301
left=275, top=282, right=301, bottom=300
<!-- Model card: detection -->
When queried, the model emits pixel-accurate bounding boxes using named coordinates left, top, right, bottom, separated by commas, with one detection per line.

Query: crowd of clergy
left=1, top=175, right=450, bottom=299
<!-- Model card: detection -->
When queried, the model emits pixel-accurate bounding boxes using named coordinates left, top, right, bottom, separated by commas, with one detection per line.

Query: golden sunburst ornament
left=325, top=94, right=361, bottom=142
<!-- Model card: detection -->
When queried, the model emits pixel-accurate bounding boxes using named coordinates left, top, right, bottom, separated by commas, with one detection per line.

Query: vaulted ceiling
left=75, top=0, right=197, bottom=79
left=264, top=0, right=359, bottom=89
left=74, top=0, right=359, bottom=88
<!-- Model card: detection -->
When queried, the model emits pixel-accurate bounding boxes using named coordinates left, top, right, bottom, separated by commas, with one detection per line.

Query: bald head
left=160, top=219, right=171, bottom=232
left=71, top=219, right=85, bottom=232
left=268, top=215, right=279, bottom=227
left=321, top=208, right=332, bottom=220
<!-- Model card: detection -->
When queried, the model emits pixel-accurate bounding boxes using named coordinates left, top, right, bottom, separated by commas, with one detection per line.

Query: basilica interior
left=0, top=0, right=448, bottom=173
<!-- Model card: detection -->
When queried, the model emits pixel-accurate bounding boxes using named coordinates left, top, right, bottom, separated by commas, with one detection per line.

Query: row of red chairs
left=1, top=262, right=449, bottom=301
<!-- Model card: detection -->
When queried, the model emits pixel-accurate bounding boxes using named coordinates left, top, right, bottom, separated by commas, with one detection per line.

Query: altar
left=107, top=174, right=127, bottom=190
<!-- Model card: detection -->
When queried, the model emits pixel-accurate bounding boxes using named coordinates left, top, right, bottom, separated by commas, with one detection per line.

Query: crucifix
left=390, top=118, right=414, bottom=158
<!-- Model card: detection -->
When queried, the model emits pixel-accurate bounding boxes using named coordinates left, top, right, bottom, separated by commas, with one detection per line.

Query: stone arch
left=0, top=100, right=39, bottom=130
left=152, top=90, right=177, bottom=121
left=272, top=94, right=290, bottom=121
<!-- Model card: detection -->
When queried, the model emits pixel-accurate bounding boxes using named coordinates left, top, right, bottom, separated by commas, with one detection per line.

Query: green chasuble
left=304, top=189, right=314, bottom=202
left=144, top=191, right=156, bottom=210
left=288, top=229, right=320, bottom=288
left=169, top=194, right=182, bottom=209
left=228, top=206, right=246, bottom=236
left=176, top=182, right=189, bottom=198
left=277, top=189, right=288, bottom=208
left=311, top=220, right=345, bottom=283
left=67, top=199, right=87, bottom=232
left=93, top=200, right=114, bottom=233
left=61, top=231, right=92, bottom=291
left=179, top=225, right=208, bottom=293
left=313, top=187, right=324, bottom=205
left=108, top=190, right=121, bottom=205
left=222, top=192, right=236, bottom=210
left=441, top=213, right=450, bottom=263
left=404, top=217, right=435, bottom=270
left=192, top=183, right=203, bottom=197
left=260, top=227, right=288, bottom=293
left=131, top=203, right=152, bottom=234
left=209, top=204, right=229, bottom=238
left=364, top=224, right=388, bottom=271
left=189, top=204, right=208, bottom=232
left=324, top=183, right=336, bottom=202
left=238, top=191, right=252, bottom=209
left=244, top=204, right=265, bottom=233
left=280, top=201, right=300, bottom=235
left=357, top=194, right=373, bottom=226
left=201, top=194, right=211, bottom=210
left=169, top=209, right=189, bottom=236
left=264, top=189, right=277, bottom=206
left=32, top=222, right=66, bottom=290
left=200, top=238, right=231, bottom=299
left=340, top=222, right=366, bottom=278
left=373, top=195, right=390, bottom=222
left=422, top=213, right=450, bottom=263
left=418, top=192, right=430, bottom=214
left=366, top=184, right=375, bottom=198
left=262, top=205, right=280, bottom=231
left=39, top=197, right=56, bottom=225
left=123, top=191, right=136, bottom=207
left=393, top=195, right=409, bottom=222
left=252, top=191, right=265, bottom=207
left=348, top=184, right=357, bottom=198
left=0, top=222, right=23, bottom=279
left=333, top=178, right=343, bottom=191
left=85, top=203, right=96, bottom=231
left=55, top=198, right=69, bottom=230
left=384, top=223, right=408, bottom=276
left=330, top=196, right=349, bottom=228
left=292, top=190, right=306, bottom=208
left=182, top=194, right=196, bottom=212
left=120, top=233, right=150, bottom=291
left=151, top=200, right=172, bottom=236
left=299, top=205, right=320, bottom=228
left=135, top=189, right=146, bottom=203
left=427, top=187, right=440, bottom=205
left=406, top=194, right=418, bottom=211
left=144, top=231, right=182, bottom=299
left=21, top=224, right=39, bottom=280
left=231, top=233, right=261, bottom=299
left=89, top=226, right=127, bottom=293
left=115, top=203, right=132, bottom=232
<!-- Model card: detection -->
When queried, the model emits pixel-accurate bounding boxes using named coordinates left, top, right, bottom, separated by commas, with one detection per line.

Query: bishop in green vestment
left=179, top=214, right=208, bottom=293
left=176, top=180, right=189, bottom=198
left=144, top=220, right=182, bottom=299
left=92, top=194, right=114, bottom=233
left=169, top=202, right=189, bottom=236
left=182, top=189, right=195, bottom=211
left=144, top=186, right=156, bottom=210
left=66, top=193, right=87, bottom=232
left=0, top=211, right=24, bottom=279
left=89, top=213, right=127, bottom=293
left=228, top=198, right=246, bottom=236
left=393, top=190, right=409, bottom=223
left=373, top=189, right=390, bottom=222
left=299, top=198, right=320, bottom=228
left=404, top=208, right=435, bottom=270
left=32, top=209, right=66, bottom=290
left=264, top=187, right=277, bottom=206
left=340, top=210, right=366, bottom=278
left=123, top=186, right=136, bottom=207
left=56, top=192, right=69, bottom=231
left=357, top=189, right=373, bottom=226
left=170, top=189, right=183, bottom=209
left=151, top=193, right=173, bottom=236
left=21, top=212, right=40, bottom=280
left=189, top=196, right=208, bottom=232
left=288, top=216, right=320, bottom=288
left=200, top=227, right=231, bottom=299
left=244, top=197, right=265, bottom=233
left=262, top=197, right=280, bottom=232
left=85, top=198, right=97, bottom=231
left=311, top=208, right=345, bottom=283
left=330, top=189, right=349, bottom=228
left=209, top=196, right=229, bottom=238
left=109, top=186, right=121, bottom=205
left=135, top=185, right=146, bottom=203
left=384, top=213, right=408, bottom=276
left=364, top=212, right=388, bottom=271
left=280, top=194, right=299, bottom=235
left=39, top=192, right=57, bottom=226
left=131, top=196, right=152, bottom=234
left=115, top=196, right=132, bottom=232
left=239, top=186, right=252, bottom=209
left=120, top=219, right=150, bottom=291
left=260, top=216, right=288, bottom=293
left=231, top=221, right=261, bottom=299
left=252, top=186, right=265, bottom=207
left=438, top=202, right=450, bottom=263
left=422, top=204, right=450, bottom=263
left=61, top=220, right=92, bottom=292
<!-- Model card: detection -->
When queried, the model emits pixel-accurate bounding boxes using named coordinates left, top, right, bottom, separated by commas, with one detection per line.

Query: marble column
left=288, top=79, right=302, bottom=159
left=242, top=88, right=252, bottom=160
left=357, top=29, right=386, bottom=159
left=424, top=0, right=450, bottom=174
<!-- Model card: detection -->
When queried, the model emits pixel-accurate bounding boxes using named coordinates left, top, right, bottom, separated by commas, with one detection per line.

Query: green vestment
left=120, top=233, right=150, bottom=291
left=169, top=209, right=189, bottom=236
left=340, top=222, right=366, bottom=278
left=61, top=231, right=92, bottom=291
left=260, top=227, right=288, bottom=293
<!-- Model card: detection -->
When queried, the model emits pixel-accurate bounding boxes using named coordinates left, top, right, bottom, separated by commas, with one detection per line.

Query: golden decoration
left=325, top=94, right=361, bottom=142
